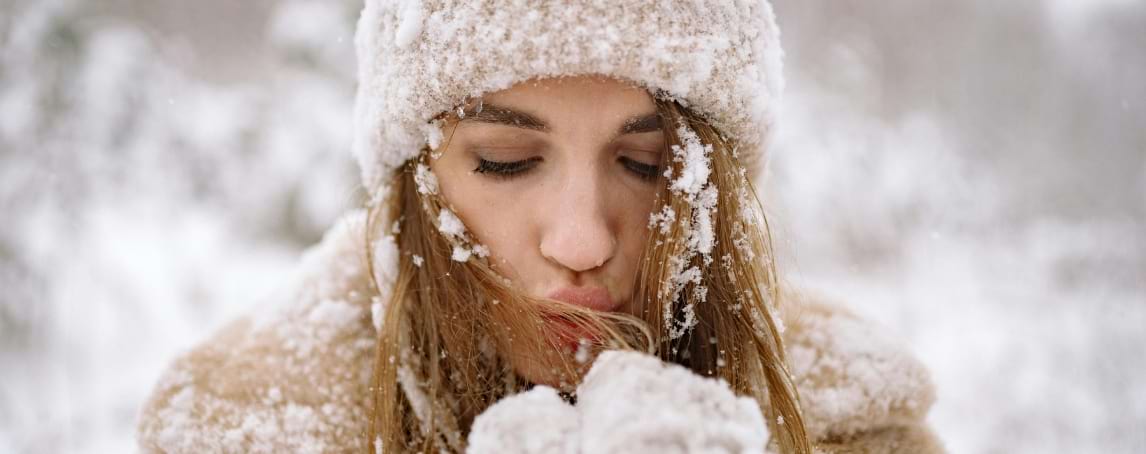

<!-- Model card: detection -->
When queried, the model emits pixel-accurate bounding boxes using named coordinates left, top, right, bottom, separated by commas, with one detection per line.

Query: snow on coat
left=135, top=210, right=944, bottom=453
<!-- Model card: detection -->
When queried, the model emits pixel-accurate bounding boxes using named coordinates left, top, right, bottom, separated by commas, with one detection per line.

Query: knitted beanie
left=352, top=0, right=784, bottom=200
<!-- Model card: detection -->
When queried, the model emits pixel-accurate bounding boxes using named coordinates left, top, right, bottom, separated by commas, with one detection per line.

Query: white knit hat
left=353, top=0, right=784, bottom=201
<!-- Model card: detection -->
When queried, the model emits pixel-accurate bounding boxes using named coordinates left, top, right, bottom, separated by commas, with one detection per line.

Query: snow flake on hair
left=647, top=206, right=676, bottom=234
left=668, top=126, right=713, bottom=197
left=414, top=163, right=493, bottom=263
left=437, top=208, right=465, bottom=238
left=421, top=118, right=447, bottom=160
left=657, top=124, right=720, bottom=339
left=433, top=204, right=492, bottom=263
left=369, top=230, right=400, bottom=309
left=396, top=327, right=464, bottom=451
left=450, top=246, right=472, bottom=262
left=414, top=163, right=438, bottom=195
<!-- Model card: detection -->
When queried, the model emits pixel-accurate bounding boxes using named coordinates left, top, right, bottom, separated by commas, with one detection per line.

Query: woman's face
left=430, top=76, right=664, bottom=384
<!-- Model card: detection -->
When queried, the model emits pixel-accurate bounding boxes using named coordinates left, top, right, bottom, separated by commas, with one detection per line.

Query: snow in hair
left=352, top=0, right=784, bottom=200
left=651, top=123, right=721, bottom=339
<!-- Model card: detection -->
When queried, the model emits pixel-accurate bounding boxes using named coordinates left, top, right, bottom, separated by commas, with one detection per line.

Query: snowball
left=469, top=352, right=768, bottom=453
left=468, top=387, right=580, bottom=454
left=578, top=352, right=769, bottom=452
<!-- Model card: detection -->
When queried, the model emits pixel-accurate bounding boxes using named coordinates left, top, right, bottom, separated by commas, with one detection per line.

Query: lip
left=546, top=286, right=619, bottom=312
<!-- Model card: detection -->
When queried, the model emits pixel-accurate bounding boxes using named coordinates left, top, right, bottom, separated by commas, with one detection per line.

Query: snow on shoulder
left=468, top=351, right=769, bottom=454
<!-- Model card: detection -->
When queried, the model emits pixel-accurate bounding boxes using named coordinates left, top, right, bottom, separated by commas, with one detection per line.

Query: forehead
left=478, top=76, right=657, bottom=125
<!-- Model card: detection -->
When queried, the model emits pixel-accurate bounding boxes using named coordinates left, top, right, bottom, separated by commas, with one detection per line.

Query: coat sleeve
left=780, top=291, right=946, bottom=454
left=135, top=211, right=382, bottom=453
left=813, top=424, right=944, bottom=454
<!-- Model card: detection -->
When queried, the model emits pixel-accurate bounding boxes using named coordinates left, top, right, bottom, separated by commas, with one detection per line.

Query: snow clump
left=468, top=351, right=769, bottom=453
left=653, top=124, right=720, bottom=339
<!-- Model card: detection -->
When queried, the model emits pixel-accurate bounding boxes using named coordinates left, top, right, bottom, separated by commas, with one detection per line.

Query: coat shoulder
left=136, top=210, right=381, bottom=453
left=779, top=290, right=944, bottom=453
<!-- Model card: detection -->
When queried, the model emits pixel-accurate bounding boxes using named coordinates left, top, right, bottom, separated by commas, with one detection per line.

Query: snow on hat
left=352, top=0, right=785, bottom=200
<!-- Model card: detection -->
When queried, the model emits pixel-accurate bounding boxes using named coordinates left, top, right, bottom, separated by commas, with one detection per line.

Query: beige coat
left=136, top=210, right=944, bottom=453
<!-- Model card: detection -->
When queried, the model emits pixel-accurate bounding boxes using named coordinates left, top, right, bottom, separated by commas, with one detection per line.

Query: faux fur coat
left=136, top=210, right=944, bottom=453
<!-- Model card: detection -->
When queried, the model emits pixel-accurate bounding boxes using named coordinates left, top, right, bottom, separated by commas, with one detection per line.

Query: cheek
left=614, top=187, right=658, bottom=271
left=434, top=167, right=535, bottom=277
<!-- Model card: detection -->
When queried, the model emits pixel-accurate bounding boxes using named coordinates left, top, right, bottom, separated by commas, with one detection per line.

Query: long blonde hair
left=364, top=98, right=811, bottom=453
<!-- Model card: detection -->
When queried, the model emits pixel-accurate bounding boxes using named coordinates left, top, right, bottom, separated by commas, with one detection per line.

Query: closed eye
left=473, top=157, right=542, bottom=178
left=620, top=156, right=661, bottom=182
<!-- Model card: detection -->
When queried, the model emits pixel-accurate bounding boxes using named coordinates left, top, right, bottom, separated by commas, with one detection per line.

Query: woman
left=138, top=1, right=943, bottom=452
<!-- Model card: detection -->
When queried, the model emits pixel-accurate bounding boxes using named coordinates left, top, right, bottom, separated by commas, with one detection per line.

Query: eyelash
left=472, top=156, right=661, bottom=182
left=620, top=157, right=661, bottom=182
left=474, top=157, right=542, bottom=178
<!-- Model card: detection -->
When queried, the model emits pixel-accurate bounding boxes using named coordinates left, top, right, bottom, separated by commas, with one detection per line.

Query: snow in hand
left=468, top=351, right=769, bottom=454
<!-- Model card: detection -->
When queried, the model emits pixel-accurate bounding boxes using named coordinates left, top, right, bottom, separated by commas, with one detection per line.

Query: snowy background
left=1, top=0, right=1142, bottom=452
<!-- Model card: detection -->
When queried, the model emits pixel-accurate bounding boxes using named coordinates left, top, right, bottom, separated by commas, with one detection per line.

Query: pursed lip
left=545, top=286, right=619, bottom=312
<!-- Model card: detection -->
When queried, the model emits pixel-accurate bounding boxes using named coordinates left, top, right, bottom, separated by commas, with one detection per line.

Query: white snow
left=397, top=365, right=433, bottom=437
left=451, top=245, right=473, bottom=262
left=437, top=208, right=466, bottom=238
left=435, top=206, right=492, bottom=263
left=421, top=119, right=445, bottom=151
left=668, top=126, right=714, bottom=196
left=647, top=205, right=676, bottom=234
left=4, top=1, right=1143, bottom=452
left=414, top=163, right=439, bottom=195
left=468, top=351, right=769, bottom=453
left=371, top=300, right=385, bottom=333
left=353, top=0, right=784, bottom=200
left=656, top=124, right=721, bottom=339
left=393, top=0, right=426, bottom=49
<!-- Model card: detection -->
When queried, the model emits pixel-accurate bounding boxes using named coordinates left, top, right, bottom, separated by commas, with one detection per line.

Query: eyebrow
left=620, top=113, right=662, bottom=135
left=461, top=104, right=662, bottom=136
left=463, top=104, right=549, bottom=131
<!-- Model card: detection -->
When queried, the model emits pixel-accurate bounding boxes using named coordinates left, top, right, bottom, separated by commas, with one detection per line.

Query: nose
left=538, top=171, right=618, bottom=273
